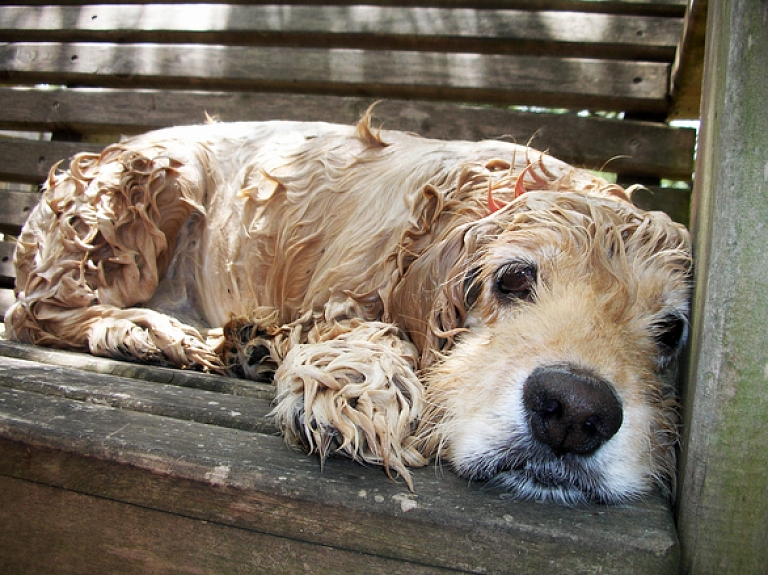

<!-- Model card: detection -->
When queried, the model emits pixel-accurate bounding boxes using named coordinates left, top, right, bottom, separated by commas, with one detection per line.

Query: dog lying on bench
left=6, top=113, right=691, bottom=504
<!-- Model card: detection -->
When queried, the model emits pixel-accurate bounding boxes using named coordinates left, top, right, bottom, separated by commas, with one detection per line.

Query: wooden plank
left=0, top=241, right=15, bottom=283
left=0, top=354, right=277, bottom=433
left=0, top=42, right=672, bottom=113
left=0, top=383, right=679, bottom=574
left=0, top=137, right=103, bottom=184
left=0, top=2, right=691, bottom=18
left=0, top=476, right=459, bottom=575
left=669, top=0, right=707, bottom=119
left=677, top=0, right=768, bottom=573
left=0, top=185, right=39, bottom=233
left=0, top=288, right=13, bottom=320
left=0, top=338, right=273, bottom=398
left=0, top=4, right=683, bottom=61
left=0, top=88, right=696, bottom=178
left=630, top=185, right=691, bottom=225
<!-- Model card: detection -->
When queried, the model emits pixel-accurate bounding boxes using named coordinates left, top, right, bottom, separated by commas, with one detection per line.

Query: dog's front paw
left=271, top=321, right=427, bottom=489
left=87, top=311, right=224, bottom=372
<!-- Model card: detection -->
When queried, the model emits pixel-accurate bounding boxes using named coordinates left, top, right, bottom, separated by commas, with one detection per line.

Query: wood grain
left=0, top=41, right=671, bottom=112
left=677, top=1, right=768, bottom=573
left=630, top=185, right=691, bottom=225
left=0, top=1, right=690, bottom=18
left=0, top=365, right=680, bottom=573
left=0, top=137, right=102, bottom=183
left=668, top=0, right=707, bottom=119
left=0, top=475, right=457, bottom=575
left=0, top=242, right=15, bottom=282
left=0, top=339, right=274, bottom=398
left=0, top=90, right=696, bottom=179
left=0, top=185, right=39, bottom=233
left=0, top=4, right=682, bottom=60
left=0, top=354, right=277, bottom=432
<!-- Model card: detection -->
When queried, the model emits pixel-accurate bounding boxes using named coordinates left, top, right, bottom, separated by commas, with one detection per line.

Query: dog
left=5, top=113, right=692, bottom=504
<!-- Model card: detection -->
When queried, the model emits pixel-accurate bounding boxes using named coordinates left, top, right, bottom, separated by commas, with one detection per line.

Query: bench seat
left=0, top=339, right=679, bottom=574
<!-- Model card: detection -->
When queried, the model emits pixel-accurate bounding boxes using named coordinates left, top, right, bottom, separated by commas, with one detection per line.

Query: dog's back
left=7, top=117, right=589, bottom=359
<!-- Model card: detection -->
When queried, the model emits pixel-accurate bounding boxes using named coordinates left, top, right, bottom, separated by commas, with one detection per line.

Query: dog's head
left=409, top=189, right=691, bottom=504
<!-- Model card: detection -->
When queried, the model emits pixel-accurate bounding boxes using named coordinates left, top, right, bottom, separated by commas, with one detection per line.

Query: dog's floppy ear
left=390, top=218, right=501, bottom=367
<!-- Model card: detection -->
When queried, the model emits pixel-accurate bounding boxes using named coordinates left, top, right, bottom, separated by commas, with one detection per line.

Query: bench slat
left=0, top=137, right=102, bottom=184
left=0, top=241, right=15, bottom=285
left=0, top=475, right=460, bottom=575
left=0, top=378, right=679, bottom=574
left=0, top=186, right=39, bottom=234
left=0, top=288, right=13, bottom=318
left=631, top=185, right=690, bottom=225
left=0, top=338, right=274, bottom=397
left=0, top=354, right=276, bottom=432
left=0, top=41, right=671, bottom=113
left=0, top=1, right=690, bottom=18
left=0, top=4, right=682, bottom=61
left=0, top=88, right=697, bottom=179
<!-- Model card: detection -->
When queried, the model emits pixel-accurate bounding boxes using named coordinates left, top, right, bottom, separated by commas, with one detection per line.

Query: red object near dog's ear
left=489, top=164, right=540, bottom=214
left=491, top=155, right=560, bottom=212
left=487, top=180, right=508, bottom=214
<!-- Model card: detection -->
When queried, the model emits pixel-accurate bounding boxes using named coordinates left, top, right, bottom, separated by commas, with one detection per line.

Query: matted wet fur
left=6, top=113, right=691, bottom=503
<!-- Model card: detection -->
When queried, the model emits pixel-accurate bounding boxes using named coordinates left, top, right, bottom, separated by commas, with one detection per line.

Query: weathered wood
left=0, top=289, right=13, bottom=319
left=669, top=0, right=708, bottom=119
left=677, top=0, right=768, bottom=573
left=0, top=475, right=456, bottom=575
left=0, top=88, right=698, bottom=179
left=0, top=338, right=273, bottom=398
left=0, top=378, right=679, bottom=574
left=631, top=185, right=691, bottom=225
left=0, top=242, right=15, bottom=285
left=0, top=185, right=39, bottom=233
left=0, top=4, right=683, bottom=61
left=0, top=42, right=672, bottom=113
left=0, top=137, right=102, bottom=184
left=0, top=354, right=277, bottom=432
left=0, top=1, right=691, bottom=18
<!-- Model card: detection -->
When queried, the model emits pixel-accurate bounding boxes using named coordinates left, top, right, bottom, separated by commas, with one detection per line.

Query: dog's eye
left=654, top=313, right=687, bottom=353
left=495, top=262, right=537, bottom=302
left=463, top=267, right=482, bottom=308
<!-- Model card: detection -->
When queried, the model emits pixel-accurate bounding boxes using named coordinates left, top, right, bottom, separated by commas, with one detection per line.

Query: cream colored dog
left=6, top=114, right=691, bottom=503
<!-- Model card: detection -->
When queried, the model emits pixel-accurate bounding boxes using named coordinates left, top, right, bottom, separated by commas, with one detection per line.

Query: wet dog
left=6, top=114, right=691, bottom=503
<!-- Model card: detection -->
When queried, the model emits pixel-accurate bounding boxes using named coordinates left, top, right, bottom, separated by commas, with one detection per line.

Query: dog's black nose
left=523, top=365, right=623, bottom=456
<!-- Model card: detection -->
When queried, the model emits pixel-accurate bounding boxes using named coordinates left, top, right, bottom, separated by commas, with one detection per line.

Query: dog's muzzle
left=523, top=365, right=623, bottom=456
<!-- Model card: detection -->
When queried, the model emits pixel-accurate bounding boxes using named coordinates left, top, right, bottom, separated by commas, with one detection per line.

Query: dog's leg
left=216, top=309, right=289, bottom=382
left=9, top=293, right=224, bottom=372
left=269, top=320, right=428, bottom=489
left=86, top=306, right=222, bottom=370
left=7, top=146, right=223, bottom=371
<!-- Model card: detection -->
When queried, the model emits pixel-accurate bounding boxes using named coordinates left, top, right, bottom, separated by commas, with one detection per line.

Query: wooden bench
left=0, top=1, right=702, bottom=572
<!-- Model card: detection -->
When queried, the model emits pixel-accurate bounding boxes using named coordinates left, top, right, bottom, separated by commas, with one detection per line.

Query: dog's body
left=6, top=116, right=692, bottom=503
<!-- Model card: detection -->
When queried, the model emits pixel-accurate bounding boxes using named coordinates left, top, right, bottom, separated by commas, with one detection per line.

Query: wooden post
left=677, top=0, right=768, bottom=573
